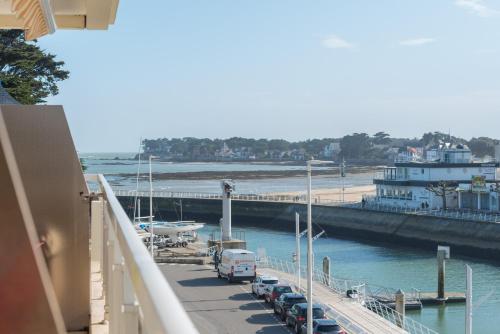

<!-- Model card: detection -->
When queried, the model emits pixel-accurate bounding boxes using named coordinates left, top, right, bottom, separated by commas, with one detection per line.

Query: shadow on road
left=246, top=313, right=281, bottom=325
left=188, top=268, right=214, bottom=272
left=229, top=292, right=253, bottom=301
left=178, top=276, right=229, bottom=287
left=256, top=325, right=290, bottom=334
left=240, top=301, right=267, bottom=311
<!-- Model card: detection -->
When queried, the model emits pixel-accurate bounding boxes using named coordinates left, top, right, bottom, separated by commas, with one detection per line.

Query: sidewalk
left=259, top=268, right=407, bottom=334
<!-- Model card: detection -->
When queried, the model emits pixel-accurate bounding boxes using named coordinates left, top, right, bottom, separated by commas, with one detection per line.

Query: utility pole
left=296, top=212, right=301, bottom=291
left=149, top=155, right=155, bottom=258
left=306, top=160, right=313, bottom=334
left=341, top=158, right=346, bottom=202
left=305, top=159, right=333, bottom=334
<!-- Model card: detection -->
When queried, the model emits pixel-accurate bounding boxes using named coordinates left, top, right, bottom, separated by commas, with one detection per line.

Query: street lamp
left=306, top=159, right=333, bottom=334
left=149, top=155, right=158, bottom=257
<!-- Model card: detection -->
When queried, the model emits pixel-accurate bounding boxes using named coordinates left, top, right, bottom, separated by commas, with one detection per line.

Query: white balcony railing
left=89, top=174, right=199, bottom=334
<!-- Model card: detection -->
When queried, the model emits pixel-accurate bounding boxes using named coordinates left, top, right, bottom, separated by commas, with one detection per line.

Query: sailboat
left=132, top=141, right=204, bottom=245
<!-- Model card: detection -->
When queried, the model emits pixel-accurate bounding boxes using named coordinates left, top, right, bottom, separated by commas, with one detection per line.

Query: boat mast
left=133, top=137, right=142, bottom=222
left=149, top=155, right=154, bottom=257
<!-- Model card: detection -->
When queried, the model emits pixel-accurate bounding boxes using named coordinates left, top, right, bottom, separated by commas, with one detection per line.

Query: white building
left=374, top=144, right=499, bottom=210
left=322, top=142, right=341, bottom=159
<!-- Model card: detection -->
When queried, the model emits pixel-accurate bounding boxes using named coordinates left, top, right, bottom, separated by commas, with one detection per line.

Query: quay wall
left=118, top=196, right=500, bottom=259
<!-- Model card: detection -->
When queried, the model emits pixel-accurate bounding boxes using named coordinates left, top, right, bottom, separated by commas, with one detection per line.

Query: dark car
left=300, top=319, right=346, bottom=334
left=274, top=293, right=307, bottom=321
left=264, top=284, right=293, bottom=306
left=285, top=303, right=326, bottom=334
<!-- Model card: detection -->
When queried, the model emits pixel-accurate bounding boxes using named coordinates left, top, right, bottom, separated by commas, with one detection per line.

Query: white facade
left=374, top=145, right=499, bottom=210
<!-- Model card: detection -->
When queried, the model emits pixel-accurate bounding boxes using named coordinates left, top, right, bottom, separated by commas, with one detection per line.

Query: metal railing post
left=103, top=203, right=111, bottom=319
left=91, top=198, right=104, bottom=272
left=121, top=269, right=139, bottom=334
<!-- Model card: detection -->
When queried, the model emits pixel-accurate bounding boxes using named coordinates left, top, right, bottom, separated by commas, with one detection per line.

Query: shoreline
left=112, top=167, right=381, bottom=181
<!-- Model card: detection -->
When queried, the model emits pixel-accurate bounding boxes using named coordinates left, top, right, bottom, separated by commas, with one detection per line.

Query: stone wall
left=118, top=196, right=500, bottom=258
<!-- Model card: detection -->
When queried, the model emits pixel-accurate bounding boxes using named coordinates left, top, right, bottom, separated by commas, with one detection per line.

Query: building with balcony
left=373, top=144, right=500, bottom=210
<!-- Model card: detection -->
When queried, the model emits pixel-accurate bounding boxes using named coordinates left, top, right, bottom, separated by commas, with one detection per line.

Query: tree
left=340, top=133, right=372, bottom=159
left=426, top=181, right=456, bottom=210
left=467, top=137, right=496, bottom=158
left=0, top=30, right=69, bottom=104
left=372, top=132, right=391, bottom=145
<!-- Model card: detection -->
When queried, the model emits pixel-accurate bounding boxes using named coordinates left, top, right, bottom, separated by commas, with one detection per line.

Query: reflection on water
left=199, top=225, right=500, bottom=334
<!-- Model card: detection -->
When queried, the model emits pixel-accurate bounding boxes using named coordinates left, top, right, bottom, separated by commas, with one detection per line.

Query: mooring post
left=322, top=256, right=330, bottom=286
left=395, top=289, right=405, bottom=329
left=437, top=245, right=450, bottom=301
left=465, top=265, right=472, bottom=334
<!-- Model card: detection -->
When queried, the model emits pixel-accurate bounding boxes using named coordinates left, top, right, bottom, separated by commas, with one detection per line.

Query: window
left=421, top=168, right=425, bottom=174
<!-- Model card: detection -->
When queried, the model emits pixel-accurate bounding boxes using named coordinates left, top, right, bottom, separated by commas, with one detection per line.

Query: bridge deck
left=259, top=268, right=407, bottom=334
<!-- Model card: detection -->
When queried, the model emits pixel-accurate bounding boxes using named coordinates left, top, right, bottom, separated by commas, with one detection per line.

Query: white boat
left=135, top=220, right=204, bottom=236
left=132, top=141, right=203, bottom=250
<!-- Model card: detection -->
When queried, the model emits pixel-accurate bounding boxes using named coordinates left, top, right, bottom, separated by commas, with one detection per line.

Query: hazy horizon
left=38, top=0, right=500, bottom=152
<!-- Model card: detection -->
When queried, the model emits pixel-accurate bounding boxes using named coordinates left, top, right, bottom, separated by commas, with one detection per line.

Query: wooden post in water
left=465, top=265, right=472, bottom=334
left=437, top=245, right=450, bottom=301
left=395, top=289, right=405, bottom=329
left=322, top=256, right=330, bottom=286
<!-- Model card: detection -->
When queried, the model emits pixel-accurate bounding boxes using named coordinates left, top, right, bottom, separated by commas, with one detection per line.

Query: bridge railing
left=114, top=189, right=357, bottom=206
left=90, top=175, right=199, bottom=334
left=258, top=256, right=438, bottom=334
left=347, top=200, right=500, bottom=223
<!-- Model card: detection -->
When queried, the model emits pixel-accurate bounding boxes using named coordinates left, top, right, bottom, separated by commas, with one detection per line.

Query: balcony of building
left=0, top=104, right=199, bottom=334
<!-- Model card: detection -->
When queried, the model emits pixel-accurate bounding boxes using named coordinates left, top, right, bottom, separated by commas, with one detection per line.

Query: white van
left=217, top=249, right=256, bottom=283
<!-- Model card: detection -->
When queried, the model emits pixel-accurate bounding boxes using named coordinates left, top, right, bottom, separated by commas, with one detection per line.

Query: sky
left=38, top=0, right=500, bottom=152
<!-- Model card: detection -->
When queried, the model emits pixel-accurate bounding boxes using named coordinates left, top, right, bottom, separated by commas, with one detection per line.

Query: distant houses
left=140, top=133, right=500, bottom=164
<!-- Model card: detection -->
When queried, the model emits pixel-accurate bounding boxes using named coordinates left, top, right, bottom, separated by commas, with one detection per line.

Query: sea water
left=199, top=225, right=500, bottom=334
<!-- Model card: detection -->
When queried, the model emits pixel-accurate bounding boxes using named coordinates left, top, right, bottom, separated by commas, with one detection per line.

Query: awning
left=0, top=0, right=119, bottom=40
left=10, top=0, right=55, bottom=40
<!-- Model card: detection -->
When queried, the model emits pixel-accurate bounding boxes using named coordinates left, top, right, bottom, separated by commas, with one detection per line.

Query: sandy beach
left=267, top=184, right=376, bottom=203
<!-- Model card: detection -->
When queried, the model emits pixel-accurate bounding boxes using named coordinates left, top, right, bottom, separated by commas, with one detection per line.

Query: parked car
left=251, top=275, right=279, bottom=298
left=217, top=249, right=256, bottom=283
left=300, top=319, right=346, bottom=334
left=264, top=284, right=293, bottom=306
left=274, top=293, right=307, bottom=321
left=285, top=303, right=326, bottom=334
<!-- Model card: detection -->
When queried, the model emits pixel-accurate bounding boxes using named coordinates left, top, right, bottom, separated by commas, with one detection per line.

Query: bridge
left=114, top=189, right=353, bottom=206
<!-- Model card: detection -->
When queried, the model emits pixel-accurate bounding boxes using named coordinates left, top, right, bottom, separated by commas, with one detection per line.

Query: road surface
left=159, top=263, right=292, bottom=334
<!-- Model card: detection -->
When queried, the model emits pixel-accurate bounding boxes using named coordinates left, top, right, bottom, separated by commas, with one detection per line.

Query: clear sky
left=39, top=0, right=500, bottom=152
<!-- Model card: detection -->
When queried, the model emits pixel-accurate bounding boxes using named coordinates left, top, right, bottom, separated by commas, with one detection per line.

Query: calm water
left=199, top=225, right=500, bottom=334
left=80, top=152, right=374, bottom=193
left=85, top=153, right=500, bottom=333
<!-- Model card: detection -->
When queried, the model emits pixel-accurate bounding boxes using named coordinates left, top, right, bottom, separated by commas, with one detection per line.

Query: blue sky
left=39, top=0, right=500, bottom=152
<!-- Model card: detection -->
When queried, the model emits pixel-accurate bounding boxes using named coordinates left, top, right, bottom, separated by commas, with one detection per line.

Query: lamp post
left=149, top=155, right=158, bottom=258
left=306, top=159, right=332, bottom=334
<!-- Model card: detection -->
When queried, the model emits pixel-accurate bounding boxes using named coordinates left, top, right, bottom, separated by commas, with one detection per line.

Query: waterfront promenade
left=160, top=263, right=291, bottom=334
left=156, top=258, right=437, bottom=334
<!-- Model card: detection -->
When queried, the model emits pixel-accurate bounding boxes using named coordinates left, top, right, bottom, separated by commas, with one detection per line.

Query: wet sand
left=115, top=166, right=381, bottom=181
left=267, top=185, right=376, bottom=202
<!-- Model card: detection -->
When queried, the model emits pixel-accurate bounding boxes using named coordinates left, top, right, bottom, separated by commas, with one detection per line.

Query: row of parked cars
left=251, top=275, right=346, bottom=334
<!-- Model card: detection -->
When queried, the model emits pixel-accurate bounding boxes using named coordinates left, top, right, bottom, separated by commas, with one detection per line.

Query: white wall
left=396, top=166, right=496, bottom=181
